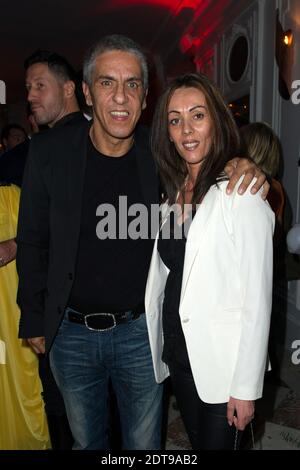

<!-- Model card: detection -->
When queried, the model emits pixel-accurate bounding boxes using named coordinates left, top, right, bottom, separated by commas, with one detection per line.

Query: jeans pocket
left=130, top=313, right=148, bottom=335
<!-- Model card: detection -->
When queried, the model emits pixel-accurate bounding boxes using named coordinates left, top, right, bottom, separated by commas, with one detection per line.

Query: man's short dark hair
left=24, top=50, right=76, bottom=83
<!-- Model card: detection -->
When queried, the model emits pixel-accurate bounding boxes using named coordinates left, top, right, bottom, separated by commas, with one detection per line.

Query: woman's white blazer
left=145, top=179, right=275, bottom=404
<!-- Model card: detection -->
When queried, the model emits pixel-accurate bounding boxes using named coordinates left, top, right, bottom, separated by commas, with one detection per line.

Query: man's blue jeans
left=49, top=309, right=163, bottom=450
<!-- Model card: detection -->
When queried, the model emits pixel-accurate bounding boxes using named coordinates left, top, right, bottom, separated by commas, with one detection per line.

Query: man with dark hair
left=0, top=50, right=83, bottom=187
left=24, top=50, right=77, bottom=83
left=17, top=35, right=268, bottom=450
left=0, top=49, right=86, bottom=449
left=24, top=49, right=81, bottom=128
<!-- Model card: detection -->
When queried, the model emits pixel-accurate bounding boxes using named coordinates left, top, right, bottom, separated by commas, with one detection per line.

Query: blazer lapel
left=67, top=122, right=90, bottom=264
left=180, top=185, right=218, bottom=304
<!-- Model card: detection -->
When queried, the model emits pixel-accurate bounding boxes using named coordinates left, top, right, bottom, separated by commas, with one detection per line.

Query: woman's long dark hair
left=151, top=73, right=241, bottom=205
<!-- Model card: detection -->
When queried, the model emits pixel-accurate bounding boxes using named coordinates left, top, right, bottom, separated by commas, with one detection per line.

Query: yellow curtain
left=0, top=184, right=51, bottom=449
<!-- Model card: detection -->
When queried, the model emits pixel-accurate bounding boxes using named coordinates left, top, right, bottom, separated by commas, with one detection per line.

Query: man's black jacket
left=17, top=119, right=159, bottom=352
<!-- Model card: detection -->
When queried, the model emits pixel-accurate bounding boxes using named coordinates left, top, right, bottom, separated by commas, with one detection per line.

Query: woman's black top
left=157, top=208, right=195, bottom=370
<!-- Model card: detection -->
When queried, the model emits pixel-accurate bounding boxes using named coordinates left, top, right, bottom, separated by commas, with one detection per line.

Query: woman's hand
left=227, top=396, right=255, bottom=431
left=225, top=157, right=269, bottom=199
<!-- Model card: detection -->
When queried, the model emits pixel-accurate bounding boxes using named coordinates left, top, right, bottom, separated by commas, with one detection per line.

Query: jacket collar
left=53, top=111, right=85, bottom=128
left=180, top=185, right=218, bottom=303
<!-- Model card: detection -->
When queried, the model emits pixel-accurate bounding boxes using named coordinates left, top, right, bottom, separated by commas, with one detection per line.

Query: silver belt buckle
left=84, top=313, right=116, bottom=331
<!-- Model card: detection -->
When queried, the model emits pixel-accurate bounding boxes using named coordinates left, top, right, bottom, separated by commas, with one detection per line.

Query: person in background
left=241, top=122, right=284, bottom=248
left=0, top=181, right=51, bottom=449
left=0, top=49, right=84, bottom=449
left=0, top=50, right=83, bottom=188
left=0, top=112, right=38, bottom=188
left=0, top=124, right=27, bottom=153
left=146, top=73, right=274, bottom=450
left=16, top=36, right=268, bottom=450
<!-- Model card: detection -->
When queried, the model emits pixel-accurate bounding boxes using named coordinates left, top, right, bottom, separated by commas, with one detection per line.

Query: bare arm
left=0, top=239, right=17, bottom=267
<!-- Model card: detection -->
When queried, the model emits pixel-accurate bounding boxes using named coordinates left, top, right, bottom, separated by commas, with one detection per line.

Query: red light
left=102, top=0, right=199, bottom=15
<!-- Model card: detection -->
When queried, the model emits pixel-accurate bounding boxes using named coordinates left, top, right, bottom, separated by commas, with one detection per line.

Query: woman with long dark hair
left=145, top=73, right=274, bottom=450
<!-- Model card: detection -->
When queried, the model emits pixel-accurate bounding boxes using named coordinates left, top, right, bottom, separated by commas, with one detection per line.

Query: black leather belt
left=67, top=305, right=144, bottom=331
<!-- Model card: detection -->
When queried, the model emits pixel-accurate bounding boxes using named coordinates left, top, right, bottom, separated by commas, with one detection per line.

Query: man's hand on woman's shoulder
left=225, top=157, right=270, bottom=199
